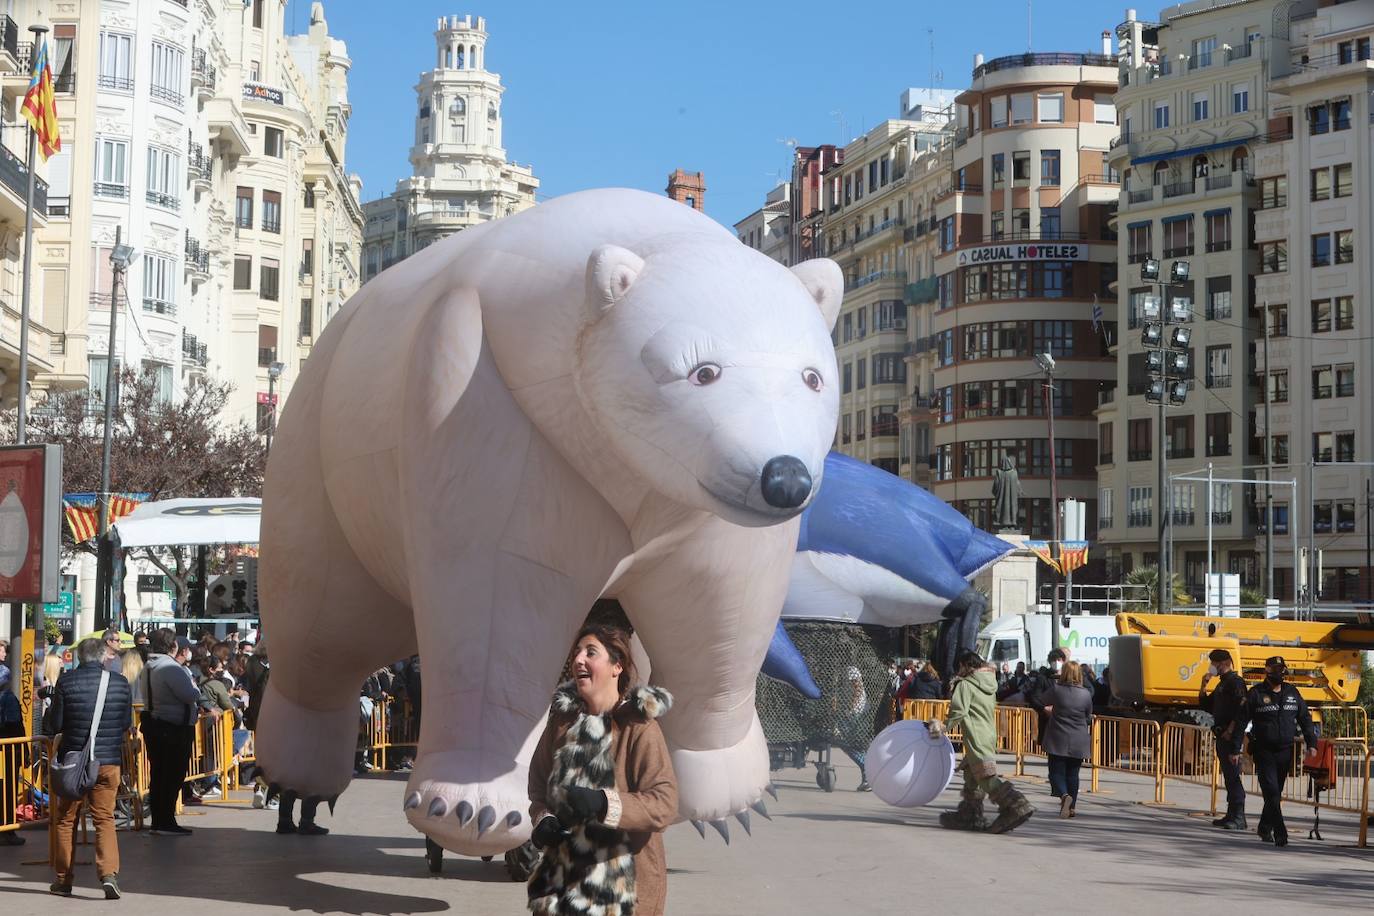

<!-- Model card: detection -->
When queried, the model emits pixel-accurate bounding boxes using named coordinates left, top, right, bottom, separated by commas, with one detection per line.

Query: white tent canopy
left=111, top=498, right=261, bottom=548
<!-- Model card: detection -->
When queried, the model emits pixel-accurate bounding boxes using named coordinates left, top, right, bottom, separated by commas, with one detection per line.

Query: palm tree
left=1124, top=564, right=1191, bottom=609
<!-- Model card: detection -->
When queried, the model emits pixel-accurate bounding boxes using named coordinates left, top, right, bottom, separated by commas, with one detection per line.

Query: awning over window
left=1130, top=135, right=1252, bottom=166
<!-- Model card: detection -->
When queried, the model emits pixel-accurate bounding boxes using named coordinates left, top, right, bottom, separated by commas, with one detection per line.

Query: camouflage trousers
left=958, top=755, right=1010, bottom=804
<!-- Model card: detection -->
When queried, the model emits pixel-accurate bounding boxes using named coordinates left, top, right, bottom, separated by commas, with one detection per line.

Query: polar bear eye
left=802, top=368, right=824, bottom=392
left=689, top=363, right=721, bottom=386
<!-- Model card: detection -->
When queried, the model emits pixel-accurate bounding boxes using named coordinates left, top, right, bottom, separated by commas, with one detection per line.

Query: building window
left=150, top=41, right=185, bottom=108
left=1334, top=296, right=1354, bottom=331
left=142, top=360, right=173, bottom=405
left=1231, top=82, right=1249, bottom=113
left=1010, top=93, right=1032, bottom=124
left=855, top=357, right=867, bottom=390
left=1338, top=500, right=1358, bottom=533
left=1314, top=432, right=1335, bottom=462
left=142, top=254, right=176, bottom=315
left=1166, top=415, right=1194, bottom=459
left=840, top=414, right=851, bottom=445
left=855, top=411, right=866, bottom=441
left=1040, top=149, right=1060, bottom=186
left=1192, top=91, right=1209, bottom=121
left=94, top=137, right=129, bottom=196
left=303, top=185, right=316, bottom=208
left=301, top=238, right=314, bottom=276
left=1312, top=298, right=1333, bottom=333
left=1268, top=370, right=1288, bottom=404
left=1333, top=98, right=1352, bottom=131
left=1334, top=163, right=1353, bottom=198
left=990, top=153, right=1005, bottom=189
left=1310, top=104, right=1330, bottom=134
left=1258, top=241, right=1287, bottom=274
left=990, top=96, right=1007, bottom=128
left=52, top=24, right=75, bottom=93
left=1259, top=177, right=1287, bottom=209
left=1266, top=303, right=1288, bottom=337
left=872, top=405, right=899, bottom=438
left=841, top=362, right=851, bottom=393
left=1269, top=435, right=1289, bottom=466
left=236, top=187, right=253, bottom=229
left=1153, top=101, right=1169, bottom=129
left=1128, top=486, right=1152, bottom=528
left=1336, top=431, right=1355, bottom=462
left=145, top=146, right=180, bottom=210
left=264, top=126, right=284, bottom=158
left=1335, top=230, right=1353, bottom=264
left=1012, top=151, right=1030, bottom=185
left=1311, top=168, right=1331, bottom=201
left=1311, top=234, right=1331, bottom=267
left=1094, top=96, right=1115, bottom=124
left=1037, top=92, right=1063, bottom=123
left=1128, top=418, right=1152, bottom=461
left=1162, top=216, right=1193, bottom=258
left=260, top=258, right=280, bottom=301
left=1039, top=207, right=1061, bottom=238
left=1205, top=412, right=1230, bottom=457
left=1206, top=345, right=1231, bottom=388
left=98, top=32, right=133, bottom=91
left=1127, top=222, right=1151, bottom=263
left=252, top=0, right=265, bottom=28
left=1335, top=364, right=1355, bottom=398
left=234, top=256, right=252, bottom=290
left=299, top=299, right=313, bottom=340
left=1312, top=365, right=1333, bottom=399
left=1099, top=422, right=1113, bottom=465
left=1205, top=210, right=1230, bottom=252
left=262, top=190, right=282, bottom=233
left=1204, top=276, right=1231, bottom=320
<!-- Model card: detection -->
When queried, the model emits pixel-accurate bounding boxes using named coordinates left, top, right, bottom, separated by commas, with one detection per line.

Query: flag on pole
left=1091, top=296, right=1106, bottom=335
left=1058, top=541, right=1091, bottom=575
left=21, top=39, right=61, bottom=161
left=1025, top=539, right=1061, bottom=574
left=63, top=492, right=148, bottom=544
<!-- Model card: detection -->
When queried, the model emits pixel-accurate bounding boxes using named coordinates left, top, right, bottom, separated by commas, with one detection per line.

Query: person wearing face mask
left=1199, top=648, right=1249, bottom=830
left=527, top=625, right=678, bottom=916
left=1024, top=647, right=1068, bottom=745
left=1244, top=656, right=1318, bottom=847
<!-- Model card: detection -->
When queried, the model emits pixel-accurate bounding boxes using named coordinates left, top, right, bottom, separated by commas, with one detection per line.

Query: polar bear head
left=574, top=236, right=842, bottom=528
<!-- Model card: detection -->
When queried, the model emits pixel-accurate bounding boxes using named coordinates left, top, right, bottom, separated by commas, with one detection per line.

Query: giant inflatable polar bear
left=256, top=188, right=843, bottom=855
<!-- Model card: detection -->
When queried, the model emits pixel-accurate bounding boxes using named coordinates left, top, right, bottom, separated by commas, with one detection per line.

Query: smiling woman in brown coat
left=527, top=625, right=678, bottom=916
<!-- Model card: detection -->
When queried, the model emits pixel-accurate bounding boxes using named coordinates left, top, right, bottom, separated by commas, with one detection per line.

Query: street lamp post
left=1140, top=257, right=1191, bottom=613
left=96, top=229, right=137, bottom=630
left=265, top=361, right=284, bottom=458
left=1036, top=353, right=1061, bottom=652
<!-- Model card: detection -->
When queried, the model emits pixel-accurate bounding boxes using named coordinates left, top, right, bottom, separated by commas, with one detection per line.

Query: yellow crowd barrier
left=1158, top=721, right=1219, bottom=811
left=1090, top=716, right=1164, bottom=802
left=901, top=699, right=1038, bottom=777
left=1, top=735, right=51, bottom=842
left=367, top=698, right=419, bottom=771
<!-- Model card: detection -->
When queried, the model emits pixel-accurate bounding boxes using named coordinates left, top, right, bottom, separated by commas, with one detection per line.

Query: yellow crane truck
left=1109, top=613, right=1374, bottom=714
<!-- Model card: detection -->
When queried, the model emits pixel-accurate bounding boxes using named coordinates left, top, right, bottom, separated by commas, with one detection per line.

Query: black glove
left=531, top=815, right=570, bottom=848
left=558, top=786, right=608, bottom=825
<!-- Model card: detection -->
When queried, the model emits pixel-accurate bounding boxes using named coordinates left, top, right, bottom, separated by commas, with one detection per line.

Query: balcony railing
left=1128, top=449, right=1152, bottom=461
left=150, top=84, right=184, bottom=108
left=845, top=269, right=906, bottom=291
left=97, top=74, right=134, bottom=92
left=1205, top=239, right=1231, bottom=253
left=0, top=142, right=47, bottom=214
left=972, top=51, right=1114, bottom=80
left=143, top=297, right=177, bottom=317
left=1127, top=512, right=1153, bottom=528
left=262, top=216, right=281, bottom=233
left=1163, top=181, right=1196, bottom=198
left=1207, top=373, right=1232, bottom=389
left=1171, top=509, right=1196, bottom=525
left=1128, top=188, right=1154, bottom=204
left=93, top=181, right=127, bottom=199
left=1211, top=511, right=1233, bottom=525
left=0, top=16, right=17, bottom=63
left=146, top=190, right=179, bottom=210
left=1162, top=245, right=1193, bottom=258
left=53, top=71, right=75, bottom=94
left=1167, top=448, right=1195, bottom=460
left=191, top=48, right=217, bottom=89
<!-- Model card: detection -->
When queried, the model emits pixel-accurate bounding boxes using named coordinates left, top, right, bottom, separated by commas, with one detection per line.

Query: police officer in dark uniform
left=1199, top=647, right=1249, bottom=830
left=1244, top=656, right=1318, bottom=847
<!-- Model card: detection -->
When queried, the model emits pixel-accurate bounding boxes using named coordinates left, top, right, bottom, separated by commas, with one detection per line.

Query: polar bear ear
left=791, top=258, right=844, bottom=331
left=586, top=244, right=645, bottom=315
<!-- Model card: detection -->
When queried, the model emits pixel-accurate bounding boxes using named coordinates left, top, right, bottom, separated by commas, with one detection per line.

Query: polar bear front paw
left=669, top=715, right=775, bottom=844
left=403, top=751, right=532, bottom=857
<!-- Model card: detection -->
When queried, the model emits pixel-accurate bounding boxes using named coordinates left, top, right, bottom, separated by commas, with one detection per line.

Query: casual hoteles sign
left=957, top=243, right=1086, bottom=265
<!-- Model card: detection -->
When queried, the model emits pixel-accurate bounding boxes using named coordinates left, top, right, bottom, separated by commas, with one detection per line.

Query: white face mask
left=1052, top=661, right=1063, bottom=673
left=1206, top=664, right=1218, bottom=678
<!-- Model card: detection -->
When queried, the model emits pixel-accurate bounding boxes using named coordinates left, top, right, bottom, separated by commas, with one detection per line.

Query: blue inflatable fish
left=761, top=452, right=1013, bottom=690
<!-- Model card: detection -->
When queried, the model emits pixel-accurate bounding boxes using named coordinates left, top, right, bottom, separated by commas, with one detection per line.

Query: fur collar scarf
left=528, top=682, right=672, bottom=916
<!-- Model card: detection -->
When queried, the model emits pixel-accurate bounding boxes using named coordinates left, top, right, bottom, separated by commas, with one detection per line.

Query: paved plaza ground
left=2, top=756, right=1371, bottom=914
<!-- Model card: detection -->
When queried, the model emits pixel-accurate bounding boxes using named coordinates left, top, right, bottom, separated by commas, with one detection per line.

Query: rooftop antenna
left=1027, top=0, right=1033, bottom=52
left=928, top=28, right=935, bottom=89
left=830, top=110, right=848, bottom=144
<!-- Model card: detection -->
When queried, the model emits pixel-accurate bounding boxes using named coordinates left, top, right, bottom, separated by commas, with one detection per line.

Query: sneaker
left=201, top=787, right=222, bottom=799
left=0, top=831, right=25, bottom=846
left=266, top=797, right=280, bottom=811
left=276, top=822, right=298, bottom=834
left=856, top=780, right=872, bottom=792
left=297, top=822, right=329, bottom=836
left=151, top=825, right=193, bottom=837
left=49, top=882, right=73, bottom=897
left=1059, top=796, right=1073, bottom=819
left=101, top=874, right=122, bottom=900
left=252, top=786, right=267, bottom=809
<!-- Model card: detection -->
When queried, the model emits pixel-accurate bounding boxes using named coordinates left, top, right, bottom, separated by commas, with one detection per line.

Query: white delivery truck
left=976, top=613, right=1117, bottom=674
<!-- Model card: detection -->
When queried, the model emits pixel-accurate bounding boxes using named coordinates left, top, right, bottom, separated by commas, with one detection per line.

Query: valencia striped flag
left=63, top=493, right=148, bottom=544
left=21, top=38, right=60, bottom=161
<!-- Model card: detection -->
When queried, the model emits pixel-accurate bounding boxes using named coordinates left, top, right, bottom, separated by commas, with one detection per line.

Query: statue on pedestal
left=991, top=455, right=1022, bottom=531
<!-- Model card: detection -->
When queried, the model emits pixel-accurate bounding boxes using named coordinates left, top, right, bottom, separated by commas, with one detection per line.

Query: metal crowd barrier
left=366, top=697, right=419, bottom=771
left=1, top=735, right=52, bottom=854
left=1090, top=716, right=1165, bottom=802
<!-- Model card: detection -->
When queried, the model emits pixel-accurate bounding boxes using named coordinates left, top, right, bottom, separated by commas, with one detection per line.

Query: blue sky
left=289, top=0, right=1115, bottom=226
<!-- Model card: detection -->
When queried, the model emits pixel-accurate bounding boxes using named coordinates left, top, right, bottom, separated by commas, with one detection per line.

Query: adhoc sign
left=957, top=242, right=1087, bottom=266
left=242, top=82, right=284, bottom=105
left=0, top=444, right=61, bottom=603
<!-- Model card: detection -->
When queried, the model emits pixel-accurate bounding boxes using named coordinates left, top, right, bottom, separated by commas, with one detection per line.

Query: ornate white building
left=361, top=14, right=537, bottom=280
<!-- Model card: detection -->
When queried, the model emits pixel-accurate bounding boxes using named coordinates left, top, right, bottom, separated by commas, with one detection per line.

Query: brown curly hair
left=567, top=624, right=637, bottom=699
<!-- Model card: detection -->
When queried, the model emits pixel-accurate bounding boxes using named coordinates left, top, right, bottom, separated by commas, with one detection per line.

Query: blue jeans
left=1048, top=754, right=1082, bottom=803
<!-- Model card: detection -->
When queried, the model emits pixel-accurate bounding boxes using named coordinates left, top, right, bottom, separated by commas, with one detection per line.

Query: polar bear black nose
left=760, top=456, right=812, bottom=509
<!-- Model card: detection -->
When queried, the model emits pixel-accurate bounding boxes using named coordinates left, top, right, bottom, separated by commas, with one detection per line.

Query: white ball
left=865, top=720, right=956, bottom=808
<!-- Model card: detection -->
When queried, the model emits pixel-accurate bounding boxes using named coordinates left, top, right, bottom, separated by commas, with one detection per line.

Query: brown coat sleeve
left=528, top=717, right=559, bottom=824
left=608, top=719, right=678, bottom=833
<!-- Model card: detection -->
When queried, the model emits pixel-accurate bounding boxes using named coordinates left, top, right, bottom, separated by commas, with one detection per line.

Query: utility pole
left=1038, top=353, right=1061, bottom=652
left=1366, top=477, right=1372, bottom=603
left=97, top=229, right=136, bottom=630
left=1262, top=302, right=1274, bottom=602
